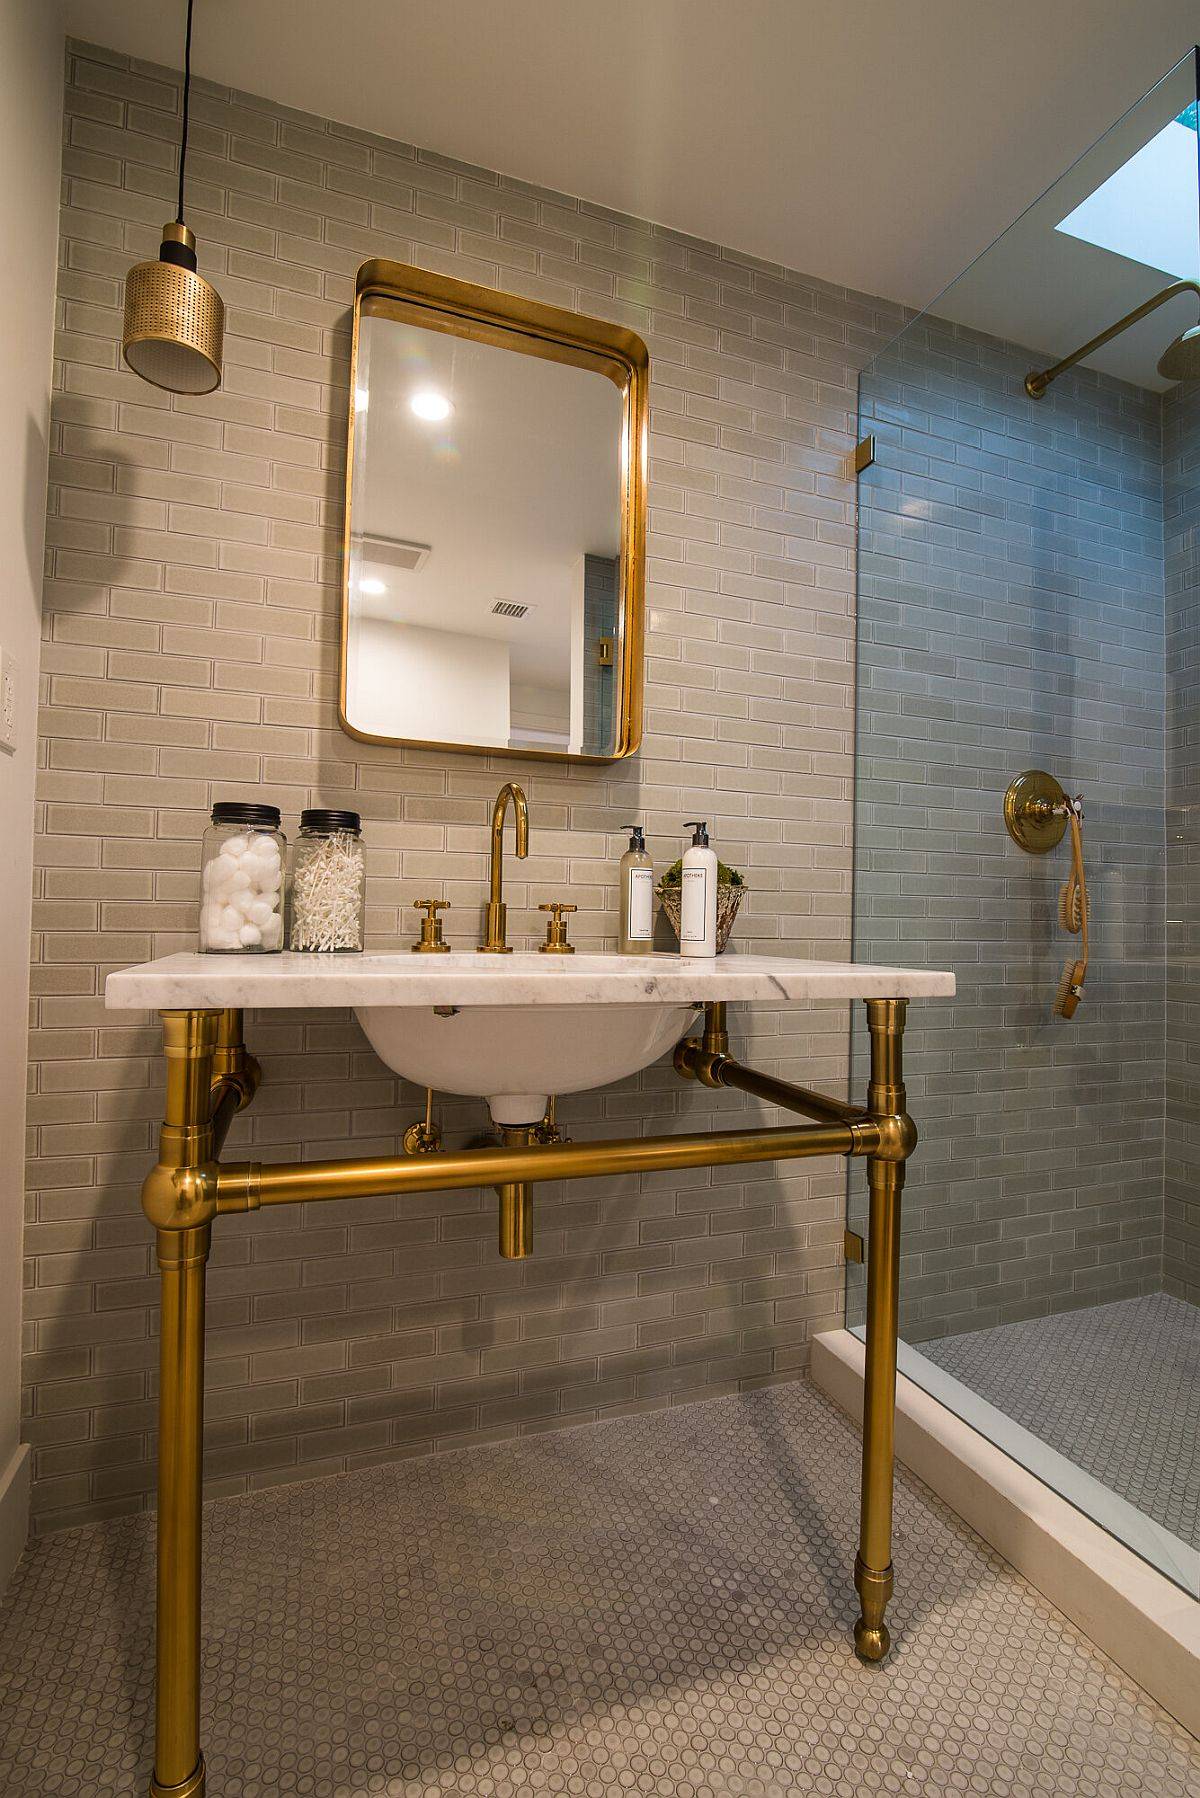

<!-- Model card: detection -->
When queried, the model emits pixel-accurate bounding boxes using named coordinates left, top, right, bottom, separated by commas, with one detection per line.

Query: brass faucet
left=478, top=782, right=528, bottom=952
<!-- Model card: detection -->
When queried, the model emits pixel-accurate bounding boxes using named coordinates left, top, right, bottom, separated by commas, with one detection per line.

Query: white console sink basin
left=104, top=950, right=955, bottom=1125
left=358, top=996, right=694, bottom=1124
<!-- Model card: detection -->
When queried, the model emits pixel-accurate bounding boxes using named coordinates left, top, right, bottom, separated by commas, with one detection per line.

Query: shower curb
left=812, top=1328, right=1200, bottom=1740
left=0, top=1444, right=29, bottom=1598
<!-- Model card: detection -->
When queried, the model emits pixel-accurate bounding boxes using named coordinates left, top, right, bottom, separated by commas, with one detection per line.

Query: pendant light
left=121, top=0, right=223, bottom=393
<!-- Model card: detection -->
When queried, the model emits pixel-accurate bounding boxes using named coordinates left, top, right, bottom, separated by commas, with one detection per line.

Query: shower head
left=1026, top=278, right=1200, bottom=398
left=1157, top=324, right=1200, bottom=381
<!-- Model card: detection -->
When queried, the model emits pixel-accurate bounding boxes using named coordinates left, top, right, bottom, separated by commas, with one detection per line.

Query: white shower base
left=812, top=1327, right=1200, bottom=1741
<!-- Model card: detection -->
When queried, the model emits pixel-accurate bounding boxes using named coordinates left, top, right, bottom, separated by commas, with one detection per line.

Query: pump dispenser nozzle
left=685, top=821, right=710, bottom=847
left=623, top=824, right=646, bottom=852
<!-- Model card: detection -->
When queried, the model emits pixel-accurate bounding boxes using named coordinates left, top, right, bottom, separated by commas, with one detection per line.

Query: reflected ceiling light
left=122, top=0, right=224, bottom=394
left=355, top=386, right=369, bottom=413
left=358, top=577, right=387, bottom=595
left=410, top=389, right=453, bottom=422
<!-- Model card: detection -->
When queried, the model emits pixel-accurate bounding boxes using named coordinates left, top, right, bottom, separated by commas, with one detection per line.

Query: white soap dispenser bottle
left=619, top=824, right=655, bottom=955
left=679, top=820, right=718, bottom=957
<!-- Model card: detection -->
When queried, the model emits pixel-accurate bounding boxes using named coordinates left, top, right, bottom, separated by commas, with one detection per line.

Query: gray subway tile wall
left=852, top=314, right=1168, bottom=1340
left=1164, top=380, right=1200, bottom=1307
left=26, top=42, right=901, bottom=1533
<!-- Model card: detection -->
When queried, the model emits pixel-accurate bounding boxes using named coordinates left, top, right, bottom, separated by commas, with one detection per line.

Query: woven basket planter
left=658, top=881, right=744, bottom=954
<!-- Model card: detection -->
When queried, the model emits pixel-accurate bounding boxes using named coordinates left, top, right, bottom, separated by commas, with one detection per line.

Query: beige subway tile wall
left=27, top=41, right=901, bottom=1533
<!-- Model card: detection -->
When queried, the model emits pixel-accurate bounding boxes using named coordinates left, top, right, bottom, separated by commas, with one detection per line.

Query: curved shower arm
left=1025, top=279, right=1200, bottom=399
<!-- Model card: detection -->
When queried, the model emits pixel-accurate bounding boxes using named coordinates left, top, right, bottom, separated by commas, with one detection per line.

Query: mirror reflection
left=343, top=293, right=638, bottom=758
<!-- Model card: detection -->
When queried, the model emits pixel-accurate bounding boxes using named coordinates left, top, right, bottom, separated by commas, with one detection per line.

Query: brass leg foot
left=853, top=1552, right=894, bottom=1662
left=150, top=1755, right=206, bottom=1796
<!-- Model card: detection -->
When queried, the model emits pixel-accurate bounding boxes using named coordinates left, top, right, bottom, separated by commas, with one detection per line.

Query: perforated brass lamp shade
left=122, top=221, right=223, bottom=394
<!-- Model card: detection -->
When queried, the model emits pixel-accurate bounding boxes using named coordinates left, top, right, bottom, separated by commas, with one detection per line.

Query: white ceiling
left=62, top=1, right=1200, bottom=315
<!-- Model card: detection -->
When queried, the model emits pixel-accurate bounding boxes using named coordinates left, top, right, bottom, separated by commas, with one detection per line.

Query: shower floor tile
left=1, top=1377, right=1197, bottom=1796
left=919, top=1292, right=1200, bottom=1547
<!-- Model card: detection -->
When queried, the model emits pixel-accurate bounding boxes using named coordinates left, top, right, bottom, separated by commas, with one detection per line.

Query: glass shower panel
left=848, top=50, right=1199, bottom=1594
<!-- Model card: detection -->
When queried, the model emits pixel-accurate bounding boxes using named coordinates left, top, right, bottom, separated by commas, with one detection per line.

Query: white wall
left=0, top=0, right=62, bottom=1588
left=348, top=616, right=511, bottom=746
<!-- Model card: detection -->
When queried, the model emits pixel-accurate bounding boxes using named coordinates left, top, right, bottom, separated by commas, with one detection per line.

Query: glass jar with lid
left=289, top=809, right=365, bottom=952
left=199, top=801, right=286, bottom=953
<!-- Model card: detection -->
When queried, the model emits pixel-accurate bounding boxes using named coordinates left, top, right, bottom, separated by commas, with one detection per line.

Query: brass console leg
left=147, top=1011, right=220, bottom=1798
left=854, top=998, right=913, bottom=1665
left=152, top=1223, right=211, bottom=1797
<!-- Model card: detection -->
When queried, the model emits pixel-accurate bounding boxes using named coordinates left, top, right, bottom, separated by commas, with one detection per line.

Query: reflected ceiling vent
left=356, top=533, right=431, bottom=573
left=491, top=600, right=533, bottom=619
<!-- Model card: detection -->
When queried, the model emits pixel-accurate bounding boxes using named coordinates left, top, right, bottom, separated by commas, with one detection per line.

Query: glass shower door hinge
left=844, top=1229, right=865, bottom=1263
left=846, top=434, right=875, bottom=477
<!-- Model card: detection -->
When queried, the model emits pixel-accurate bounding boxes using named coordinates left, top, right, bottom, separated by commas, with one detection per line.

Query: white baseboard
left=0, top=1443, right=30, bottom=1596
left=812, top=1328, right=1200, bottom=1740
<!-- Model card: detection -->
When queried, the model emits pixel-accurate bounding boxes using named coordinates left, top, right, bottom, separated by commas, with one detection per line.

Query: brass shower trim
left=1025, top=278, right=1200, bottom=399
left=1003, top=770, right=1069, bottom=854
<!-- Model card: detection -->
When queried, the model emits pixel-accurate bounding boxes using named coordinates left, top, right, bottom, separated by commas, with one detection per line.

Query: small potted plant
left=657, top=857, right=746, bottom=953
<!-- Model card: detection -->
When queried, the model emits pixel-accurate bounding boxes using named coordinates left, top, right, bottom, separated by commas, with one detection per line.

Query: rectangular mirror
left=340, top=260, right=648, bottom=761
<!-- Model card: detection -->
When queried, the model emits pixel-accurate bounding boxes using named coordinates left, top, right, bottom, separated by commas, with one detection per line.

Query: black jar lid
left=300, top=808, right=361, bottom=833
left=211, top=800, right=281, bottom=828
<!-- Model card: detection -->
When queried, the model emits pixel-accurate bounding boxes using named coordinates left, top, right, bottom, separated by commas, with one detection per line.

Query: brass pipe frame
left=1025, top=278, right=1200, bottom=398
left=216, top=1117, right=872, bottom=1214
left=854, top=996, right=911, bottom=1663
left=149, top=1010, right=219, bottom=1798
left=142, top=995, right=919, bottom=1789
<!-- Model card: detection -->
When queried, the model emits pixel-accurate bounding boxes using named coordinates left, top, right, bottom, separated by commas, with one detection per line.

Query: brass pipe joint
left=858, top=1109, right=916, bottom=1164
left=142, top=1157, right=219, bottom=1232
left=674, top=1037, right=727, bottom=1089
left=211, top=1008, right=260, bottom=1112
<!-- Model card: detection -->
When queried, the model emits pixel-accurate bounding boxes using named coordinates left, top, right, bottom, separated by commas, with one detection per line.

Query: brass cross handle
left=538, top=901, right=577, bottom=955
left=412, top=897, right=451, bottom=953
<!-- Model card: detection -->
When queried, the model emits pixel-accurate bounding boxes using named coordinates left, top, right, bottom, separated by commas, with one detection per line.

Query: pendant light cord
left=176, top=0, right=194, bottom=224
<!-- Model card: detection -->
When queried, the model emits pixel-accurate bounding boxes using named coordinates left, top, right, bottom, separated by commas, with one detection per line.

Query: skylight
left=1056, top=103, right=1199, bottom=280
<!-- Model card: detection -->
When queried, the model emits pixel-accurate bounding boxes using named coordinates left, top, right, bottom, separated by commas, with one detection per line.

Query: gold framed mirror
left=340, top=260, right=648, bottom=761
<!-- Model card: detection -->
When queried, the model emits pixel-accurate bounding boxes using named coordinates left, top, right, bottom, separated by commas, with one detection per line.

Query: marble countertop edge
left=104, top=951, right=956, bottom=1010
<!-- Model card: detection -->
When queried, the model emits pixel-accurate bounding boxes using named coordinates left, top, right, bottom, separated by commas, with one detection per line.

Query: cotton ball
left=224, top=835, right=249, bottom=858
left=220, top=905, right=242, bottom=932
left=258, top=864, right=282, bottom=895
left=212, top=853, right=240, bottom=884
left=202, top=904, right=224, bottom=936
left=261, top=915, right=283, bottom=950
left=247, top=898, right=274, bottom=927
left=228, top=868, right=252, bottom=893
left=207, top=927, right=239, bottom=950
left=238, top=922, right=262, bottom=947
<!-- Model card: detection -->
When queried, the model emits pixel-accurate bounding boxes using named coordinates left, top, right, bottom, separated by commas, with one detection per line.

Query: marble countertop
left=104, top=951, right=956, bottom=1010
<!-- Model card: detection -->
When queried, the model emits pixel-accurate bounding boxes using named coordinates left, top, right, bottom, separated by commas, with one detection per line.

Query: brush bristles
left=1053, top=959, right=1082, bottom=1018
left=1058, top=884, right=1083, bottom=932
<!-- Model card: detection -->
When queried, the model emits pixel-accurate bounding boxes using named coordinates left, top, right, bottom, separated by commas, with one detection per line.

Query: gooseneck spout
left=478, top=783, right=529, bottom=952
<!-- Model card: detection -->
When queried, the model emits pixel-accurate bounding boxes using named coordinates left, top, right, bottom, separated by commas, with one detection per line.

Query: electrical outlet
left=0, top=649, right=17, bottom=755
